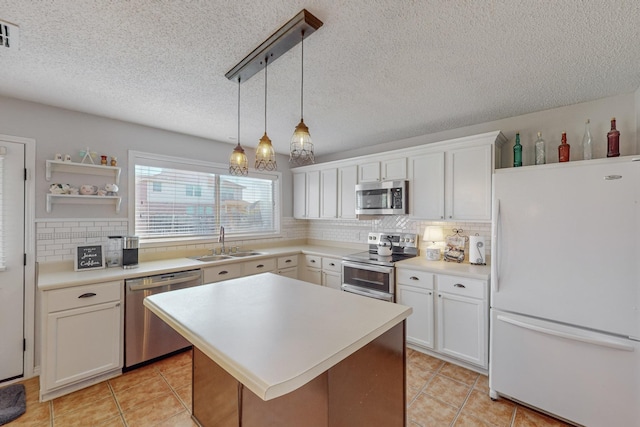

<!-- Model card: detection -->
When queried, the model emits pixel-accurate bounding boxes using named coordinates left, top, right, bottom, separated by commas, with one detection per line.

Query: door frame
left=0, top=134, right=36, bottom=381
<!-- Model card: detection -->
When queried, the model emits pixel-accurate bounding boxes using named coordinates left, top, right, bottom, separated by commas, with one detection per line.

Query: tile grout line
left=449, top=375, right=478, bottom=427
left=106, top=380, right=128, bottom=427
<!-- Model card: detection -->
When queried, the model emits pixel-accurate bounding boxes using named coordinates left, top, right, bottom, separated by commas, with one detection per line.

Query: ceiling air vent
left=0, top=20, right=19, bottom=50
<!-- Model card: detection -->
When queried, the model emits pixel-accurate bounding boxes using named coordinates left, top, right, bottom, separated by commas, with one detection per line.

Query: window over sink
left=130, top=151, right=280, bottom=242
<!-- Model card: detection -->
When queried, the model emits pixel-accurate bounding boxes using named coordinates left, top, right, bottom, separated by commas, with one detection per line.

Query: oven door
left=342, top=261, right=395, bottom=300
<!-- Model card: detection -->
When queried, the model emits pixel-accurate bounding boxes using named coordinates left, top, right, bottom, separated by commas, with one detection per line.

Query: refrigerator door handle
left=497, top=314, right=635, bottom=352
left=491, top=198, right=500, bottom=293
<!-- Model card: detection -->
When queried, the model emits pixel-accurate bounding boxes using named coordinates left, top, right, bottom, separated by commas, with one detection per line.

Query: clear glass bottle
left=513, top=133, right=522, bottom=167
left=607, top=117, right=620, bottom=157
left=582, top=119, right=592, bottom=160
left=534, top=131, right=545, bottom=165
left=558, top=132, right=570, bottom=162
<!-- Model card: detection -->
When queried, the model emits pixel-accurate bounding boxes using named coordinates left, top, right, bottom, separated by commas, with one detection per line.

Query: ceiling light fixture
left=254, top=56, right=277, bottom=171
left=229, top=77, right=248, bottom=176
left=225, top=9, right=323, bottom=168
left=289, top=30, right=314, bottom=166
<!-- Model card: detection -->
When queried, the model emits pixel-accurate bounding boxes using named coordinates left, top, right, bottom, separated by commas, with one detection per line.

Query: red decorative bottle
left=607, top=117, right=620, bottom=157
left=558, top=132, right=570, bottom=162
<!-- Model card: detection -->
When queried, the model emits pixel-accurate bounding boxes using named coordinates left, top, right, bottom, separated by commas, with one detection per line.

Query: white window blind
left=132, top=152, right=279, bottom=240
left=0, top=146, right=5, bottom=270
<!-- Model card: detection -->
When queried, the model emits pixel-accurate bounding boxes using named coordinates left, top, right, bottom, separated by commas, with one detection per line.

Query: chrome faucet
left=218, top=226, right=225, bottom=254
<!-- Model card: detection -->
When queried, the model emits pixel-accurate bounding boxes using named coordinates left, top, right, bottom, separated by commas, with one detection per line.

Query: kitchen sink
left=190, top=255, right=232, bottom=262
left=229, top=251, right=265, bottom=258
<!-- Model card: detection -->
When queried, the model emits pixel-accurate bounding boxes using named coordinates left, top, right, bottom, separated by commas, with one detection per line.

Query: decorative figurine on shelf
left=79, top=147, right=97, bottom=164
left=110, top=157, right=118, bottom=167
left=104, top=183, right=119, bottom=196
left=49, top=183, right=71, bottom=194
left=100, top=155, right=108, bottom=165
left=79, top=184, right=98, bottom=195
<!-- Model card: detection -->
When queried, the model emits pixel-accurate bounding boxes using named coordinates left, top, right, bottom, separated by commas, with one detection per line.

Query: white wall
left=0, top=95, right=294, bottom=219
left=317, top=93, right=638, bottom=166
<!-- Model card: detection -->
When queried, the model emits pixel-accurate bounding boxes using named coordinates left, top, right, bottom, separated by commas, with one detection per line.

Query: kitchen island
left=143, top=273, right=411, bottom=427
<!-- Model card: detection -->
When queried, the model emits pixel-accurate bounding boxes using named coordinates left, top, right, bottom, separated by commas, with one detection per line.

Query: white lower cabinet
left=321, top=257, right=342, bottom=290
left=40, top=280, right=123, bottom=401
left=396, top=268, right=488, bottom=369
left=276, top=255, right=299, bottom=279
left=396, top=269, right=435, bottom=349
left=242, top=258, right=276, bottom=276
left=301, top=255, right=322, bottom=285
left=203, top=263, right=243, bottom=283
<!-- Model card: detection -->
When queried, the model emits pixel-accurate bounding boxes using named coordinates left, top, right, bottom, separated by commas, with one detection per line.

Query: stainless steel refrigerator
left=490, top=156, right=640, bottom=427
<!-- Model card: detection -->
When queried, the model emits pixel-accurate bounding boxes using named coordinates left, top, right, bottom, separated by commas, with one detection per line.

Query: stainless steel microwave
left=355, top=180, right=408, bottom=215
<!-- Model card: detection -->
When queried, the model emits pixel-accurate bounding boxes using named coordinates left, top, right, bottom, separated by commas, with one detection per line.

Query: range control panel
left=367, top=232, right=418, bottom=249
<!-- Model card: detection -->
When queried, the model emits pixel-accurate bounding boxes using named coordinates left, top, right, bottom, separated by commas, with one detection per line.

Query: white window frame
left=128, top=151, right=282, bottom=246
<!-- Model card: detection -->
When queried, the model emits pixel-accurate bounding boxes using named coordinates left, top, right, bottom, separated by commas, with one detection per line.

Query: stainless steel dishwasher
left=124, top=269, right=202, bottom=369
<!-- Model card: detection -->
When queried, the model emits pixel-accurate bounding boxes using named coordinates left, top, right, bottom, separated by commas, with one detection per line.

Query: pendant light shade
left=255, top=57, right=277, bottom=171
left=289, top=30, right=314, bottom=166
left=229, top=77, right=248, bottom=176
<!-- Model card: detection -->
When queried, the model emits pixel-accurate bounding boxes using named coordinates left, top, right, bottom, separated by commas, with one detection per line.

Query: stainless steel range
left=342, top=232, right=418, bottom=301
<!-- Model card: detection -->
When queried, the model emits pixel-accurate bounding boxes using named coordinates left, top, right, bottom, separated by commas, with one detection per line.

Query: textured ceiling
left=1, top=1, right=639, bottom=157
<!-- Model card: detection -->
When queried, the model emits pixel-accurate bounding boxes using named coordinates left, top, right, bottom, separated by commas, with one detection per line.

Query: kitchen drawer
left=47, top=280, right=122, bottom=313
left=304, top=255, right=321, bottom=268
left=437, top=275, right=486, bottom=299
left=322, top=257, right=341, bottom=273
left=203, top=263, right=243, bottom=283
left=396, top=269, right=434, bottom=290
left=277, top=255, right=298, bottom=269
left=243, top=258, right=276, bottom=276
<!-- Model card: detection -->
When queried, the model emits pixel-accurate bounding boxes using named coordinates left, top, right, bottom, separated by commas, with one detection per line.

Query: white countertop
left=396, top=257, right=491, bottom=280
left=37, top=245, right=358, bottom=291
left=143, top=273, right=411, bottom=401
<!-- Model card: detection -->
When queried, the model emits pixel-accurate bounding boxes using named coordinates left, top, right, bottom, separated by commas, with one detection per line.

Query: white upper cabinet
left=358, top=161, right=380, bottom=182
left=338, top=165, right=358, bottom=219
left=292, top=131, right=504, bottom=222
left=445, top=144, right=493, bottom=221
left=358, top=158, right=407, bottom=183
left=382, top=158, right=407, bottom=181
left=409, top=152, right=445, bottom=220
left=293, top=172, right=307, bottom=219
left=320, top=168, right=338, bottom=219
left=409, top=132, right=504, bottom=221
left=306, top=170, right=320, bottom=219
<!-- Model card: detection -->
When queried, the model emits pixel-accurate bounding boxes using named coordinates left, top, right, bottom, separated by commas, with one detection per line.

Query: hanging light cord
left=264, top=57, right=268, bottom=133
left=300, top=30, right=305, bottom=120
left=237, top=76, right=241, bottom=146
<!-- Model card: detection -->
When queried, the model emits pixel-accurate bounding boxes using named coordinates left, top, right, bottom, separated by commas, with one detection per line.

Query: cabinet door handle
left=285, top=259, right=292, bottom=263
left=329, top=263, right=335, bottom=267
left=78, top=292, right=96, bottom=298
left=310, top=259, right=316, bottom=263
left=438, top=294, right=442, bottom=298
left=409, top=276, right=419, bottom=281
left=454, top=283, right=466, bottom=288
left=257, top=264, right=264, bottom=268
left=218, top=271, right=228, bottom=275
left=428, top=291, right=432, bottom=295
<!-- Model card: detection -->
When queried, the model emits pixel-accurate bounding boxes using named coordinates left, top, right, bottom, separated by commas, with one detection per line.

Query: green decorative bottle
left=513, top=133, right=523, bottom=167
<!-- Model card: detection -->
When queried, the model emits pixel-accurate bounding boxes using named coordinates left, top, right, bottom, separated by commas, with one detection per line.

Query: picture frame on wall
left=74, top=244, right=106, bottom=271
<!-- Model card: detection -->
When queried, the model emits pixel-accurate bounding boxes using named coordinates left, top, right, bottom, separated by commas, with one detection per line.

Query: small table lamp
left=423, top=226, right=444, bottom=261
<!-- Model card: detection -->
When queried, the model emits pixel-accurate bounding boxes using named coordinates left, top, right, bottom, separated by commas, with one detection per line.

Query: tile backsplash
left=35, top=217, right=307, bottom=263
left=35, top=216, right=490, bottom=263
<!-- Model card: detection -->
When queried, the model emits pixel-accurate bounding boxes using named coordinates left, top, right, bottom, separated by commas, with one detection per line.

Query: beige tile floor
left=6, top=348, right=573, bottom=426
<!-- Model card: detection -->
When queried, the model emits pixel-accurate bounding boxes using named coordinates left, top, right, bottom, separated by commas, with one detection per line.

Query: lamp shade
left=423, top=226, right=444, bottom=243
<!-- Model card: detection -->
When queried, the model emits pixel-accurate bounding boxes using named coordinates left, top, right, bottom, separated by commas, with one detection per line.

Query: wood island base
left=192, top=322, right=406, bottom=427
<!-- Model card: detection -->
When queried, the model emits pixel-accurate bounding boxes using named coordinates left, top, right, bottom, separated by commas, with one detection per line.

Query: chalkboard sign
left=74, top=244, right=106, bottom=271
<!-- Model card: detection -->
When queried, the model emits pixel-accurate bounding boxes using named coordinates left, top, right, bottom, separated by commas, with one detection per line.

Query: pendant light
left=229, top=77, right=248, bottom=176
left=289, top=30, right=314, bottom=166
left=254, top=57, right=277, bottom=171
